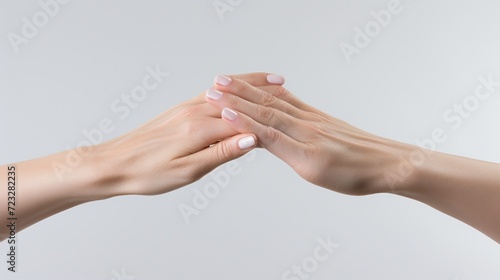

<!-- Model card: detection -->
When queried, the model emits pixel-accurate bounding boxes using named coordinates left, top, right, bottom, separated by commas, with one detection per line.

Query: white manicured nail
left=238, top=136, right=255, bottom=150
left=215, top=75, right=232, bottom=86
left=206, top=88, right=223, bottom=100
left=266, top=74, right=285, bottom=85
left=222, top=108, right=237, bottom=121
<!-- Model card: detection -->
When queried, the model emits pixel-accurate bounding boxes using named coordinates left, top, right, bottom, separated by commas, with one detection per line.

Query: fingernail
left=206, top=88, right=223, bottom=100
left=266, top=74, right=285, bottom=85
left=238, top=136, right=255, bottom=150
left=215, top=75, right=232, bottom=86
left=222, top=108, right=237, bottom=121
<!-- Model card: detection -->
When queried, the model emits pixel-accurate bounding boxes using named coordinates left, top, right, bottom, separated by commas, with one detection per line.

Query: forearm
left=0, top=149, right=114, bottom=242
left=0, top=87, right=261, bottom=242
left=395, top=147, right=500, bottom=243
left=204, top=73, right=500, bottom=243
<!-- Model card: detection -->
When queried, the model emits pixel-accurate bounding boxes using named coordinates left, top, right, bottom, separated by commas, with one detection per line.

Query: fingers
left=205, top=88, right=309, bottom=140
left=186, top=93, right=228, bottom=117
left=181, top=117, right=240, bottom=152
left=187, top=73, right=283, bottom=107
left=148, top=115, right=239, bottom=159
left=212, top=75, right=303, bottom=117
left=219, top=107, right=303, bottom=168
left=257, top=85, right=320, bottom=113
left=217, top=73, right=318, bottom=114
left=209, top=75, right=319, bottom=123
left=146, top=102, right=222, bottom=130
left=226, top=72, right=285, bottom=87
left=186, top=133, right=257, bottom=179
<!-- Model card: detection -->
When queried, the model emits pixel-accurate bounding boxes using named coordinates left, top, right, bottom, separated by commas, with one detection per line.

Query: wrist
left=47, top=143, right=133, bottom=202
left=85, top=142, right=133, bottom=199
left=370, top=139, right=423, bottom=195
left=48, top=148, right=117, bottom=203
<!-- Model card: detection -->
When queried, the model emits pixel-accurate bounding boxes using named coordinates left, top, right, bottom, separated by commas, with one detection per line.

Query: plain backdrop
left=1, top=0, right=500, bottom=279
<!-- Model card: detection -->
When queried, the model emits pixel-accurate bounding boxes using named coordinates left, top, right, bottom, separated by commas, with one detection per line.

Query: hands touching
left=206, top=73, right=500, bottom=243
left=205, top=73, right=413, bottom=196
left=0, top=74, right=274, bottom=240
left=2, top=72, right=500, bottom=243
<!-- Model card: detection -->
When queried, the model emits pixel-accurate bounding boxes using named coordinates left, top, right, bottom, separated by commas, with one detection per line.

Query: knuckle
left=263, top=126, right=282, bottom=144
left=232, top=79, right=248, bottom=93
left=259, top=92, right=280, bottom=107
left=273, top=86, right=290, bottom=100
left=256, top=104, right=275, bottom=121
left=228, top=94, right=240, bottom=107
left=216, top=141, right=234, bottom=161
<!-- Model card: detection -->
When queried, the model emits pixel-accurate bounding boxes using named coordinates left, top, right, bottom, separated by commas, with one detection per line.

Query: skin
left=1, top=72, right=499, bottom=244
left=206, top=73, right=500, bottom=243
left=0, top=79, right=279, bottom=242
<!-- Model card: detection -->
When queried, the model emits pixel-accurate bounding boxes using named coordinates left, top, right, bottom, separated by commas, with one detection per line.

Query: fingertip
left=221, top=107, right=238, bottom=122
left=205, top=88, right=223, bottom=101
left=266, top=74, right=285, bottom=85
left=214, top=74, right=232, bottom=86
left=237, top=135, right=256, bottom=150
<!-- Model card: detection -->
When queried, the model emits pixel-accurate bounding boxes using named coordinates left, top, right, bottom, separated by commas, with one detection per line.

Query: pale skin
left=1, top=73, right=500, bottom=244
left=0, top=82, right=264, bottom=242
left=206, top=73, right=500, bottom=243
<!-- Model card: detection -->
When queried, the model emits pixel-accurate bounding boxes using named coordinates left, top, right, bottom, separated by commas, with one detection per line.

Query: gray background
left=1, top=0, right=500, bottom=279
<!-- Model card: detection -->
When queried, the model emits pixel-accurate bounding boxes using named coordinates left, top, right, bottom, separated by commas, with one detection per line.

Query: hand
left=92, top=91, right=258, bottom=196
left=0, top=75, right=286, bottom=240
left=93, top=73, right=286, bottom=196
left=205, top=73, right=414, bottom=195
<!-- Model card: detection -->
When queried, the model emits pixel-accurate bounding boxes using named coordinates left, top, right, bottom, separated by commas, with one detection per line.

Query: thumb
left=190, top=133, right=257, bottom=175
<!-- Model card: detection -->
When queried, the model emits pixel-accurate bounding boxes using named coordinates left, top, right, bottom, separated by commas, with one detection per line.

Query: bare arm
left=0, top=89, right=264, bottom=242
left=206, top=73, right=500, bottom=243
left=401, top=151, right=500, bottom=242
left=0, top=151, right=104, bottom=242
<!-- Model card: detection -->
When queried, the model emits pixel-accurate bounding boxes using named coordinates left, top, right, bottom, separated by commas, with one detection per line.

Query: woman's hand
left=93, top=91, right=258, bottom=197
left=205, top=73, right=414, bottom=195
left=206, top=72, right=500, bottom=243
left=1, top=78, right=272, bottom=240
left=95, top=74, right=285, bottom=196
